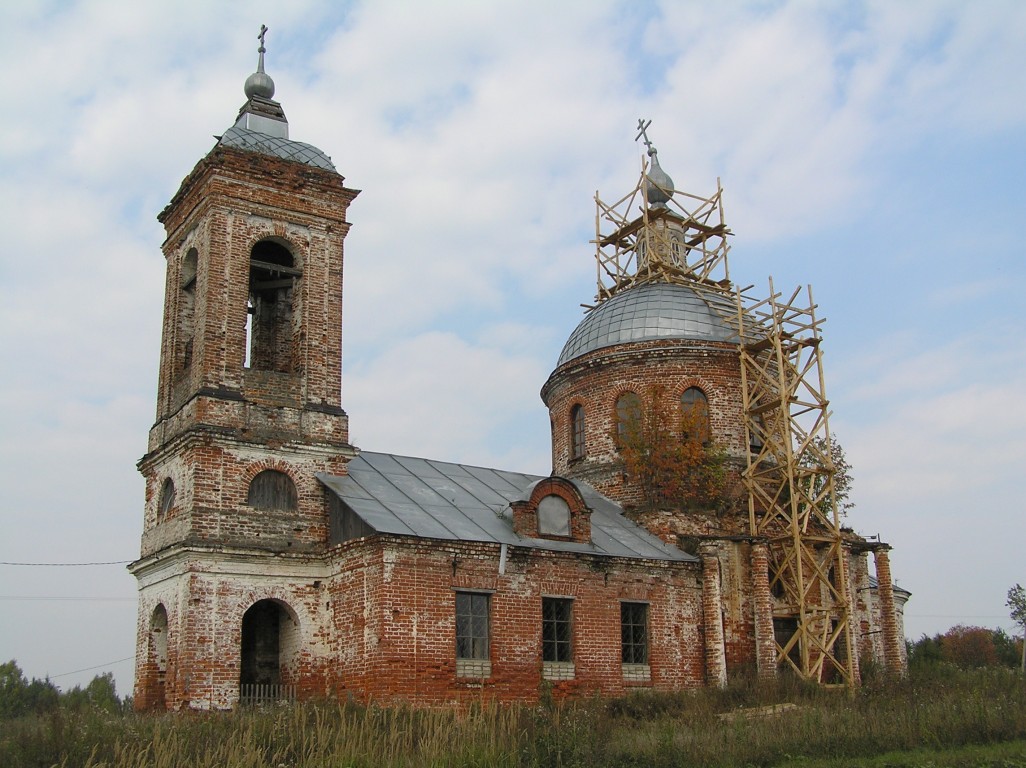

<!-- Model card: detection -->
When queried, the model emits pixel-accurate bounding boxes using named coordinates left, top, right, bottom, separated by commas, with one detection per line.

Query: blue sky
left=1, top=0, right=1024, bottom=696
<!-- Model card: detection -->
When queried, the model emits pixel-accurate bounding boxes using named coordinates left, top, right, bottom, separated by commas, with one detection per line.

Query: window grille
left=455, top=592, right=490, bottom=661
left=621, top=602, right=649, bottom=664
left=542, top=598, right=573, bottom=663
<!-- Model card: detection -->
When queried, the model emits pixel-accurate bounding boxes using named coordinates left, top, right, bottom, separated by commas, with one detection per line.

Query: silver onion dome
left=644, top=149, right=674, bottom=207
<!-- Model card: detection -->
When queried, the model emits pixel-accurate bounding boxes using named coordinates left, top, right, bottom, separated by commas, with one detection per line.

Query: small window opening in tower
left=179, top=249, right=198, bottom=371
left=247, top=240, right=301, bottom=373
left=158, top=478, right=176, bottom=520
left=570, top=405, right=585, bottom=460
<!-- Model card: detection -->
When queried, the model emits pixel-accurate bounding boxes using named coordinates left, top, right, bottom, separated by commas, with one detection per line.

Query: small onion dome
left=644, top=149, right=674, bottom=207
left=245, top=69, right=275, bottom=100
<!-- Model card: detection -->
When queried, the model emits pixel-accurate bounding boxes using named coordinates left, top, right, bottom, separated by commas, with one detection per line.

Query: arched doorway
left=239, top=599, right=299, bottom=704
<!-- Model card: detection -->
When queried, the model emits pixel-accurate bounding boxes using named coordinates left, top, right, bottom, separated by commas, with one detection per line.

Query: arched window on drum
left=681, top=387, right=710, bottom=443
left=570, top=405, right=585, bottom=460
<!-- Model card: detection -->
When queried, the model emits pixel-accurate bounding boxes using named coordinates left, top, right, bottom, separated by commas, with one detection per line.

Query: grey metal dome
left=556, top=282, right=737, bottom=367
left=217, top=125, right=336, bottom=171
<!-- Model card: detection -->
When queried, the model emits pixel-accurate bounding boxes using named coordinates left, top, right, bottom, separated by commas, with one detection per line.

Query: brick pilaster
left=701, top=543, right=727, bottom=687
left=750, top=542, right=777, bottom=679
left=873, top=548, right=904, bottom=676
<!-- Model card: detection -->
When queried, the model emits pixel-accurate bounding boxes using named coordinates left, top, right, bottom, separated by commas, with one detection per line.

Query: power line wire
left=49, top=656, right=136, bottom=680
left=0, top=596, right=136, bottom=601
left=0, top=560, right=132, bottom=566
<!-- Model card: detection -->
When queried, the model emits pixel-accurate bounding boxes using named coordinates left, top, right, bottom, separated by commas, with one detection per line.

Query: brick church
left=130, top=35, right=909, bottom=710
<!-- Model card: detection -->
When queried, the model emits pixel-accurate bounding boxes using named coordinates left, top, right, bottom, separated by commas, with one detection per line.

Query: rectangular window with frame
left=455, top=591, right=490, bottom=661
left=621, top=601, right=649, bottom=665
left=542, top=598, right=573, bottom=662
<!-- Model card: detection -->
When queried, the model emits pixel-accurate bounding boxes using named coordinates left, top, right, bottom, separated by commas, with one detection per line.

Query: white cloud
left=346, top=329, right=551, bottom=473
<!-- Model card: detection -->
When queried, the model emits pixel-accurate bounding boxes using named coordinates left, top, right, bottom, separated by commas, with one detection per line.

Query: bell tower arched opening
left=178, top=249, right=198, bottom=372
left=246, top=239, right=301, bottom=373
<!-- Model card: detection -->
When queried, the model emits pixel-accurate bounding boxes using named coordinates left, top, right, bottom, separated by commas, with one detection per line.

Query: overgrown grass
left=1, top=666, right=1023, bottom=768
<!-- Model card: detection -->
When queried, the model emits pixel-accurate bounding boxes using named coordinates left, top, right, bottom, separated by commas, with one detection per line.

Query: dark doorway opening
left=239, top=599, right=297, bottom=705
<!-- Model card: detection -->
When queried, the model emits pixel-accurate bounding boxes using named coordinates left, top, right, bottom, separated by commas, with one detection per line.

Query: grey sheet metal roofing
left=556, top=282, right=738, bottom=367
left=217, top=125, right=337, bottom=171
left=317, top=451, right=695, bottom=563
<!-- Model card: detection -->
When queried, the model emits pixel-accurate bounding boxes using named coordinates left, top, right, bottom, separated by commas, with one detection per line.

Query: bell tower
left=130, top=28, right=359, bottom=710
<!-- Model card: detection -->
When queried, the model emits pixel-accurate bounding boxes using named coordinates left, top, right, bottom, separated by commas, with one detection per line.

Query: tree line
left=0, top=660, right=127, bottom=720
left=906, top=625, right=1023, bottom=670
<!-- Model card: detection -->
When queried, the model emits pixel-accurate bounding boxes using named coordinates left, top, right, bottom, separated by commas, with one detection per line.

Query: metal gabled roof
left=317, top=451, right=694, bottom=563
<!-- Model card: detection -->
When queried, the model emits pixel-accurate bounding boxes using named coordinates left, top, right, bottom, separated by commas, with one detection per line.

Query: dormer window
left=511, top=477, right=591, bottom=543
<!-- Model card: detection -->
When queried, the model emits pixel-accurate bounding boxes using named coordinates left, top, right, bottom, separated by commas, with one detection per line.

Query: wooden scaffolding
left=734, top=280, right=855, bottom=685
left=594, top=137, right=854, bottom=684
left=592, top=157, right=731, bottom=303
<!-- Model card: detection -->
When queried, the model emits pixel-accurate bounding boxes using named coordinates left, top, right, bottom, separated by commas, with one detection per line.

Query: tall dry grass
left=1, top=665, right=1023, bottom=768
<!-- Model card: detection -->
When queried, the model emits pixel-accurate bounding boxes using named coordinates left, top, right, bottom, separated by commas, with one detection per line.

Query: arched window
left=178, top=249, right=198, bottom=371
left=247, top=470, right=298, bottom=511
left=615, top=391, right=643, bottom=447
left=570, top=404, right=585, bottom=460
left=537, top=494, right=571, bottom=537
left=681, top=387, right=710, bottom=443
left=158, top=478, right=176, bottom=519
left=246, top=240, right=301, bottom=372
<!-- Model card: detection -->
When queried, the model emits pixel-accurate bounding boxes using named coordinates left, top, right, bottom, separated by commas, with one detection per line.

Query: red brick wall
left=331, top=537, right=706, bottom=704
left=134, top=535, right=706, bottom=709
left=541, top=339, right=747, bottom=508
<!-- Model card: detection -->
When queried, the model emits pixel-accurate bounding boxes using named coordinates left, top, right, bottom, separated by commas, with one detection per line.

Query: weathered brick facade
left=130, top=51, right=907, bottom=711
